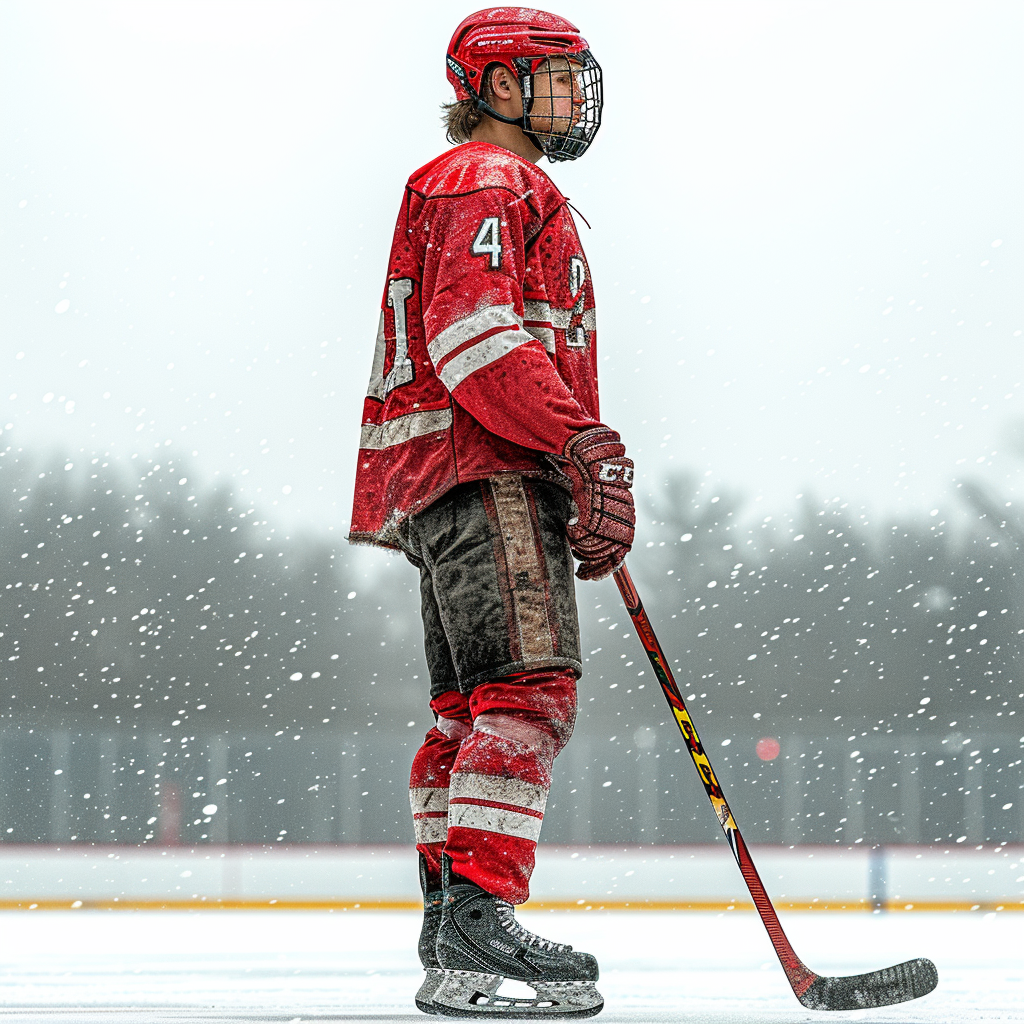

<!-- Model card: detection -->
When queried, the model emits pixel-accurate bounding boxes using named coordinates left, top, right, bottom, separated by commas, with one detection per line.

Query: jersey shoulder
left=407, top=142, right=563, bottom=208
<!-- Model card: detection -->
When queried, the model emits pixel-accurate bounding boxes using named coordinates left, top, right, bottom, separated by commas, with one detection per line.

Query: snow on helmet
left=446, top=7, right=603, bottom=162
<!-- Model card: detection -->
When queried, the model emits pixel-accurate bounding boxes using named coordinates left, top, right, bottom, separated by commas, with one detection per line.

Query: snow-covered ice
left=0, top=909, right=1020, bottom=1022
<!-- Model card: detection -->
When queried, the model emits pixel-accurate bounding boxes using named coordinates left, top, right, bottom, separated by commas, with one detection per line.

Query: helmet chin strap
left=472, top=91, right=547, bottom=156
left=472, top=94, right=525, bottom=129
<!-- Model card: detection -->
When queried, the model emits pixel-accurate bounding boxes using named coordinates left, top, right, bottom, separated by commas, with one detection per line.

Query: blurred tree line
left=618, top=468, right=1023, bottom=740
left=0, top=448, right=423, bottom=736
left=1, top=445, right=1021, bottom=739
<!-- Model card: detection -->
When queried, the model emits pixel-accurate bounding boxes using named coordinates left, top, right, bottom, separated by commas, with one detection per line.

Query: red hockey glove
left=559, top=426, right=635, bottom=581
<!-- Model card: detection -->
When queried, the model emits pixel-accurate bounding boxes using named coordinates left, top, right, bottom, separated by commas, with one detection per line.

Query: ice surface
left=0, top=909, right=1020, bottom=1022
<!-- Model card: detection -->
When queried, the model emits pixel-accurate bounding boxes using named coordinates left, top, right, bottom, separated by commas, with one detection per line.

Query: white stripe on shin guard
left=448, top=772, right=548, bottom=813
left=447, top=802, right=543, bottom=843
left=409, top=787, right=450, bottom=816
left=413, top=816, right=448, bottom=844
left=410, top=786, right=449, bottom=845
left=447, top=772, right=549, bottom=843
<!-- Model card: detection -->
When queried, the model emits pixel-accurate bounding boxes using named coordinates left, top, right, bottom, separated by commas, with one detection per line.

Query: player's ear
left=489, top=65, right=515, bottom=100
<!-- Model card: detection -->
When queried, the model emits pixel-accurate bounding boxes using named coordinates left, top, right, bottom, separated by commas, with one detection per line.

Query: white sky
left=1, top=1, right=1021, bottom=547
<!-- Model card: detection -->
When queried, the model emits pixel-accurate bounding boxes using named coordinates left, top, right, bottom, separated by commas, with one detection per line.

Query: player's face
left=529, top=57, right=583, bottom=140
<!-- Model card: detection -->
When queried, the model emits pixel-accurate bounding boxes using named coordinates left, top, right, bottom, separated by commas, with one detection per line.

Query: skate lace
left=494, top=900, right=572, bottom=954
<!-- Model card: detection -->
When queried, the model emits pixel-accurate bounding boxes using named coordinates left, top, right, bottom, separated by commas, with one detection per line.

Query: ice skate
left=416, top=855, right=446, bottom=1014
left=430, top=862, right=603, bottom=1018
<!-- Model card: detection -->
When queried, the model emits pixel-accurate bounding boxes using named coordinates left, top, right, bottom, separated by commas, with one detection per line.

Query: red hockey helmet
left=446, top=8, right=603, bottom=162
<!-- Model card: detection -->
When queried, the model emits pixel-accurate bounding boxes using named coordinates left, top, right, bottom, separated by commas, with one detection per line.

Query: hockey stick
left=612, top=564, right=938, bottom=1010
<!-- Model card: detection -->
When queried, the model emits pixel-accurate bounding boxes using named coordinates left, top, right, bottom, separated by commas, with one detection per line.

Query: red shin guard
left=445, top=668, right=577, bottom=903
left=409, top=690, right=471, bottom=887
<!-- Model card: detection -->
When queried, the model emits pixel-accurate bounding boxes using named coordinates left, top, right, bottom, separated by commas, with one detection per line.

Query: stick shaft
left=613, top=564, right=816, bottom=996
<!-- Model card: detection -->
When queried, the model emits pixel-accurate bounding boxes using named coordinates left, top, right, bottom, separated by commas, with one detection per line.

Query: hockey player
left=348, top=8, right=634, bottom=1017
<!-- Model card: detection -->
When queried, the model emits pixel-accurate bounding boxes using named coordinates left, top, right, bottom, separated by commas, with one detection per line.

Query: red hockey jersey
left=349, top=141, right=603, bottom=549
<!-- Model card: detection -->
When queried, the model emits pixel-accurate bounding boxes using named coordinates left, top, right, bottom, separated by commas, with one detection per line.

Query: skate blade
left=431, top=971, right=603, bottom=1018
left=416, top=968, right=445, bottom=1015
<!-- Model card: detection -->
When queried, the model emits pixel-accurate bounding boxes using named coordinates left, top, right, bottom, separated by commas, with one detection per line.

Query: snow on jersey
left=349, top=141, right=603, bottom=549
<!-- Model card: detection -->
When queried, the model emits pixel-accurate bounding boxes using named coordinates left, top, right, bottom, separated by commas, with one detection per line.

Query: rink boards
left=0, top=843, right=1021, bottom=911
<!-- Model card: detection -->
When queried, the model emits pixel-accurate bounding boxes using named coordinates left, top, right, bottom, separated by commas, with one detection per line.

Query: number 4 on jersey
left=471, top=216, right=503, bottom=269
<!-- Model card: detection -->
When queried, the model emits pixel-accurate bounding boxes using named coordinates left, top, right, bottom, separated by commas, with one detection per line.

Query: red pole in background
left=158, top=783, right=181, bottom=846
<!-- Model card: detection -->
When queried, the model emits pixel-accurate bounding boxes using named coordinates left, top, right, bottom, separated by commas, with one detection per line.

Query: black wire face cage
left=515, top=49, right=603, bottom=162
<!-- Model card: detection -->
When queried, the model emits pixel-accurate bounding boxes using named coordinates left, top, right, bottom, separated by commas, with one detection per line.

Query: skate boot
left=416, top=854, right=445, bottom=1014
left=432, top=859, right=603, bottom=1018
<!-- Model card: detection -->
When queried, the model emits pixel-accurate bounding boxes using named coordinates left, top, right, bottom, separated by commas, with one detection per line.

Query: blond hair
left=441, top=65, right=497, bottom=145
left=441, top=98, right=484, bottom=145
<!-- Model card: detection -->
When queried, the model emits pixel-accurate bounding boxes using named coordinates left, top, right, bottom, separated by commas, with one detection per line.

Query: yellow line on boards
left=525, top=899, right=1024, bottom=913
left=0, top=899, right=1021, bottom=912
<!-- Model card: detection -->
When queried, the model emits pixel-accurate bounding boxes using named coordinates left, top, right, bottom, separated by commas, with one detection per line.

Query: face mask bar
left=457, top=49, right=603, bottom=163
left=517, top=50, right=603, bottom=162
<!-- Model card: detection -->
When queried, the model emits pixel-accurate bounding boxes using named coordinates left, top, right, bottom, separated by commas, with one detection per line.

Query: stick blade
left=797, top=957, right=938, bottom=1011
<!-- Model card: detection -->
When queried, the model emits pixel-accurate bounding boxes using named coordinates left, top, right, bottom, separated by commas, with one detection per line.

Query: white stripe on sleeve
left=548, top=307, right=597, bottom=332
left=437, top=329, right=529, bottom=391
left=523, top=300, right=556, bottom=353
left=427, top=304, right=522, bottom=365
